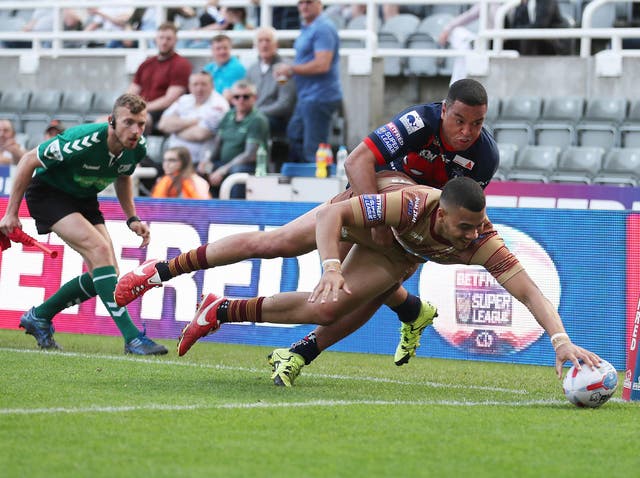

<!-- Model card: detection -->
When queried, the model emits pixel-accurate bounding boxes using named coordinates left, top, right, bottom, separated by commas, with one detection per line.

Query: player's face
left=437, top=205, right=487, bottom=250
left=440, top=100, right=486, bottom=151
left=113, top=107, right=147, bottom=149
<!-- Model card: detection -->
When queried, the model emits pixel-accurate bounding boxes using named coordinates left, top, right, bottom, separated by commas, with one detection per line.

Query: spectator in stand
left=438, top=2, right=502, bottom=84
left=197, top=80, right=270, bottom=198
left=151, top=146, right=211, bottom=199
left=18, top=8, right=54, bottom=48
left=227, top=7, right=253, bottom=30
left=127, top=22, right=193, bottom=135
left=508, top=0, right=571, bottom=55
left=157, top=71, right=230, bottom=166
left=0, top=120, right=25, bottom=165
left=246, top=26, right=297, bottom=139
left=273, top=0, right=343, bottom=163
left=84, top=7, right=134, bottom=48
left=43, top=119, right=65, bottom=140
left=203, top=34, right=247, bottom=102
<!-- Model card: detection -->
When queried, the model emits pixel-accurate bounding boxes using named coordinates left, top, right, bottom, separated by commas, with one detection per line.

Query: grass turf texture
left=0, top=329, right=637, bottom=478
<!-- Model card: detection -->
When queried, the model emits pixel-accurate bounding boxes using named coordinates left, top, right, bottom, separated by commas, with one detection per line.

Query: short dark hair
left=440, top=176, right=485, bottom=212
left=445, top=79, right=488, bottom=108
left=112, top=93, right=147, bottom=117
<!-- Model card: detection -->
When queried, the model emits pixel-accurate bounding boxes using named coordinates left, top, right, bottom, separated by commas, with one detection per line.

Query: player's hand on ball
left=554, top=342, right=601, bottom=379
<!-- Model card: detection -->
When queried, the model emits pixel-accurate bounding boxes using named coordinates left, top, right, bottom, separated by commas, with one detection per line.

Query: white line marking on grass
left=0, top=347, right=527, bottom=395
left=0, top=398, right=574, bottom=416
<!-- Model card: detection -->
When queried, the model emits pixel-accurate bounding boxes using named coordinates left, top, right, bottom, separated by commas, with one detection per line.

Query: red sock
left=225, top=297, right=265, bottom=323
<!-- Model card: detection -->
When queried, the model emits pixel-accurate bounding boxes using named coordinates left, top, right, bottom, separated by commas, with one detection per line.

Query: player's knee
left=312, top=307, right=339, bottom=326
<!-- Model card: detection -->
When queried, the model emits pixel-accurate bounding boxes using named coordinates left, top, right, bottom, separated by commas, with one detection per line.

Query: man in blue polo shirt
left=274, top=0, right=343, bottom=163
left=203, top=34, right=247, bottom=102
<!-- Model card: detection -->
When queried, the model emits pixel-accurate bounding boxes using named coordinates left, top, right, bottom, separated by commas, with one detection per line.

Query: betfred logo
left=425, top=225, right=559, bottom=355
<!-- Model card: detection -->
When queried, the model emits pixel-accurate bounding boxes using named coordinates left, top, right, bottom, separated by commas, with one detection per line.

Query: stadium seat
left=0, top=89, right=31, bottom=131
left=405, top=33, right=439, bottom=77
left=576, top=97, right=627, bottom=148
left=548, top=146, right=605, bottom=184
left=20, top=89, right=63, bottom=146
left=483, top=98, right=501, bottom=132
left=341, top=15, right=366, bottom=48
left=56, top=90, right=94, bottom=127
left=379, top=13, right=421, bottom=45
left=491, top=96, right=542, bottom=148
left=507, top=145, right=560, bottom=183
left=592, top=147, right=640, bottom=186
left=494, top=142, right=518, bottom=181
left=377, top=31, right=404, bottom=76
left=85, top=90, right=121, bottom=122
left=416, top=13, right=455, bottom=41
left=533, top=96, right=584, bottom=147
left=430, top=4, right=463, bottom=16
left=619, top=99, right=640, bottom=148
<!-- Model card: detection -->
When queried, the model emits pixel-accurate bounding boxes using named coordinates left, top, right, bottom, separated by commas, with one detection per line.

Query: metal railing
left=0, top=0, right=638, bottom=62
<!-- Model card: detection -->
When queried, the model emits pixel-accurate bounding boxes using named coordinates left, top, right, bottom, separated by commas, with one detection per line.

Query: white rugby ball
left=563, top=359, right=618, bottom=408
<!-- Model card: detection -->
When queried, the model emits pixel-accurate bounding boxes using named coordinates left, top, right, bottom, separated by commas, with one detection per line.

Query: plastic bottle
left=336, top=145, right=348, bottom=179
left=315, top=143, right=328, bottom=178
left=324, top=143, right=334, bottom=166
left=255, top=143, right=268, bottom=177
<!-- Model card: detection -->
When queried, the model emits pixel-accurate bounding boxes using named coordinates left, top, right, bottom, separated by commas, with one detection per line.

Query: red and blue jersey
left=363, top=102, right=499, bottom=189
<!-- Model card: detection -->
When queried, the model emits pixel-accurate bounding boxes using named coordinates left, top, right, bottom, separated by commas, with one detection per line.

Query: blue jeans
left=287, top=99, right=341, bottom=163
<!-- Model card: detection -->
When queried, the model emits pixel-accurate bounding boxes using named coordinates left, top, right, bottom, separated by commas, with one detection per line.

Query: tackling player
left=116, top=79, right=499, bottom=375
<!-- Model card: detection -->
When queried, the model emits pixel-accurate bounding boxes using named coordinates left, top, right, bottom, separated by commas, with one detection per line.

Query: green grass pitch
left=0, top=329, right=637, bottom=478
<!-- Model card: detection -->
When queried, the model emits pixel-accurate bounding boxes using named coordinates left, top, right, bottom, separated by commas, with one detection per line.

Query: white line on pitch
left=0, top=346, right=528, bottom=394
left=0, top=398, right=571, bottom=416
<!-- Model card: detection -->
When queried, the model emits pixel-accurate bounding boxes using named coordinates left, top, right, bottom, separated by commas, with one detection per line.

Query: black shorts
left=25, top=176, right=105, bottom=234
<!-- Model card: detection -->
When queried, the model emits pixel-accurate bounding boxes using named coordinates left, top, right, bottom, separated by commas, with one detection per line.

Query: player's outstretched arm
left=502, top=269, right=601, bottom=379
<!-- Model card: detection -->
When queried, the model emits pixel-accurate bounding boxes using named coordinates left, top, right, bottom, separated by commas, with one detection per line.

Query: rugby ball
left=563, top=359, right=618, bottom=408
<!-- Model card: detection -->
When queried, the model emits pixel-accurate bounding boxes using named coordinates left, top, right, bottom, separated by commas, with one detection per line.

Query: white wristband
left=321, top=259, right=341, bottom=268
left=550, top=332, right=571, bottom=350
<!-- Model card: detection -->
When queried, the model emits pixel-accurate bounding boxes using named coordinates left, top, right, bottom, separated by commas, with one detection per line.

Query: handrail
left=0, top=0, right=639, bottom=63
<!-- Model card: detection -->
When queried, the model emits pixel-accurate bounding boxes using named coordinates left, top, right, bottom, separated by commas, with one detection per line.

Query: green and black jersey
left=35, top=122, right=147, bottom=198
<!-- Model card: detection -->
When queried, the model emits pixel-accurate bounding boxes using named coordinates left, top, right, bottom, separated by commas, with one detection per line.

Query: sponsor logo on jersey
left=399, top=111, right=425, bottom=134
left=452, top=155, right=475, bottom=170
left=118, top=164, right=133, bottom=173
left=362, top=194, right=383, bottom=222
left=418, top=149, right=439, bottom=163
left=375, top=125, right=400, bottom=155
left=387, top=122, right=404, bottom=146
left=43, top=139, right=63, bottom=161
left=406, top=195, right=420, bottom=224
